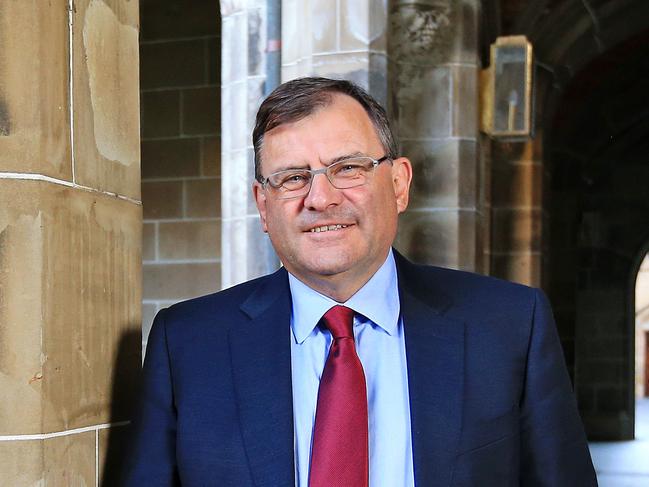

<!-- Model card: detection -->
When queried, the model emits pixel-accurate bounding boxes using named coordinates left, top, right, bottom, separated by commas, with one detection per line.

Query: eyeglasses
left=260, top=155, right=391, bottom=199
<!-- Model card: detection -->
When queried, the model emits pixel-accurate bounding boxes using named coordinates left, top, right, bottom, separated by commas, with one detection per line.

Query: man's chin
left=290, top=253, right=358, bottom=280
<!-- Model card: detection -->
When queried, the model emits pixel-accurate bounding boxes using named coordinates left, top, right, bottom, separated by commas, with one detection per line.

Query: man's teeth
left=310, top=224, right=348, bottom=233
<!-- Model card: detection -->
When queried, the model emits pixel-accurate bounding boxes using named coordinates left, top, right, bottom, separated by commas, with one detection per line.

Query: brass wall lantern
left=480, top=35, right=535, bottom=140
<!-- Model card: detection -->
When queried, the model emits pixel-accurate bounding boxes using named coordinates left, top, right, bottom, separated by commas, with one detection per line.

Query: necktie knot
left=321, top=305, right=355, bottom=339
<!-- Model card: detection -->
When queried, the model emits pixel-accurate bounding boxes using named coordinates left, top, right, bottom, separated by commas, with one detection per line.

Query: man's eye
left=279, top=173, right=309, bottom=186
left=332, top=162, right=363, bottom=176
left=340, top=164, right=358, bottom=172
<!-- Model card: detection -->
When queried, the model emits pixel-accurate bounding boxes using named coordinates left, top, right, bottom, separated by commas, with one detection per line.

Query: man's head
left=252, top=77, right=412, bottom=301
left=253, top=77, right=398, bottom=182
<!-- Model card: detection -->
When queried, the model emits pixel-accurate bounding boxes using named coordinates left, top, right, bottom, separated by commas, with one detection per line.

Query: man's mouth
left=309, top=224, right=349, bottom=233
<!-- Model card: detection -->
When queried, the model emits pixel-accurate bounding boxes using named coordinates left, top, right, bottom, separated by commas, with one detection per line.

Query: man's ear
left=252, top=181, right=269, bottom=233
left=391, top=157, right=413, bottom=214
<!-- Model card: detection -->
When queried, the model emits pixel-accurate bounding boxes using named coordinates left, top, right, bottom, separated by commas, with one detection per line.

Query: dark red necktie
left=309, top=305, right=369, bottom=487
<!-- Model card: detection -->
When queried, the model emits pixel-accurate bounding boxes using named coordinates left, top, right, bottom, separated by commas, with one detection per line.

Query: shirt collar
left=288, top=250, right=401, bottom=344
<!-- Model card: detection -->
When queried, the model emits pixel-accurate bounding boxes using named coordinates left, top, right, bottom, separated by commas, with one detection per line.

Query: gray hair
left=252, top=77, right=398, bottom=181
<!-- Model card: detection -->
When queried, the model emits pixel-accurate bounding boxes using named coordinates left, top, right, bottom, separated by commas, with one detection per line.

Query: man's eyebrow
left=327, top=152, right=366, bottom=165
left=271, top=162, right=311, bottom=173
left=271, top=152, right=367, bottom=172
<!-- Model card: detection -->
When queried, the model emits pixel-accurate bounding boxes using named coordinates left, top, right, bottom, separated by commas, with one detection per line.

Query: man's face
left=253, top=94, right=412, bottom=295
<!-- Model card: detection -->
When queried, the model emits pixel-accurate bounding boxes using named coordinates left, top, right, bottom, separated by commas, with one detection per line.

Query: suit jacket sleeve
left=122, top=308, right=181, bottom=486
left=519, top=289, right=597, bottom=485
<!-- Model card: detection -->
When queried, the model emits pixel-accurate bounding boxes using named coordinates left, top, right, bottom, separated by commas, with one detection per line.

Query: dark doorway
left=545, top=31, right=649, bottom=440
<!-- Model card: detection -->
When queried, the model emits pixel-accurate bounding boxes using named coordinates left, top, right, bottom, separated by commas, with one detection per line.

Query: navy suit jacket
left=123, top=252, right=597, bottom=486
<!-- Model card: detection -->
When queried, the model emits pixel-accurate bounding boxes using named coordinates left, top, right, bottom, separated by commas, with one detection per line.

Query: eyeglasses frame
left=259, top=155, right=392, bottom=199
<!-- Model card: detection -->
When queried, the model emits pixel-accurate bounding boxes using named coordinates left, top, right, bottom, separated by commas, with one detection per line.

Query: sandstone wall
left=0, top=1, right=141, bottom=484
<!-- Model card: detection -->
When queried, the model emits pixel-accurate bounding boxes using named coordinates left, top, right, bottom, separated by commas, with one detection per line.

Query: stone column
left=221, top=1, right=278, bottom=288
left=0, top=1, right=141, bottom=484
left=390, top=0, right=484, bottom=272
left=282, top=0, right=389, bottom=105
left=490, top=136, right=543, bottom=286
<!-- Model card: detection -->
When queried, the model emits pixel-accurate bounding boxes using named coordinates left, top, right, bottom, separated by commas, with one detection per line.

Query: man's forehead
left=260, top=95, right=378, bottom=159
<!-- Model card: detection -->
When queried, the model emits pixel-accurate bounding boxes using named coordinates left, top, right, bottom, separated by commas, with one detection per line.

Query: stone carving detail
left=390, top=2, right=452, bottom=62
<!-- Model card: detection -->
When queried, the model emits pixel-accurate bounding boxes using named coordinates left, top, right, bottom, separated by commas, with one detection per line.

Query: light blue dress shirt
left=289, top=250, right=415, bottom=487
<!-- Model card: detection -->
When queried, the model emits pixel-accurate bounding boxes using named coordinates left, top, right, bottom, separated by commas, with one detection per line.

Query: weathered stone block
left=368, top=53, right=389, bottom=108
left=491, top=253, right=541, bottom=287
left=73, top=0, right=141, bottom=199
left=183, top=87, right=220, bottom=135
left=141, top=138, right=201, bottom=180
left=0, top=180, right=141, bottom=434
left=159, top=220, right=221, bottom=260
left=405, top=139, right=477, bottom=209
left=44, top=432, right=96, bottom=487
left=281, top=0, right=304, bottom=65
left=185, top=178, right=221, bottom=218
left=394, top=210, right=477, bottom=270
left=340, top=0, right=388, bottom=52
left=143, top=262, right=221, bottom=300
left=451, top=65, right=478, bottom=138
left=391, top=66, right=450, bottom=139
left=141, top=90, right=181, bottom=138
left=221, top=217, right=277, bottom=289
left=246, top=77, right=267, bottom=136
left=222, top=11, right=247, bottom=84
left=0, top=440, right=42, bottom=486
left=143, top=222, right=156, bottom=261
left=220, top=218, right=240, bottom=288
left=247, top=7, right=266, bottom=77
left=140, top=40, right=206, bottom=89
left=311, top=52, right=369, bottom=82
left=202, top=136, right=222, bottom=177
left=492, top=161, right=542, bottom=208
left=282, top=62, right=307, bottom=84
left=246, top=216, right=279, bottom=277
left=221, top=149, right=251, bottom=221
left=311, top=0, right=338, bottom=54
left=141, top=0, right=220, bottom=41
left=142, top=181, right=184, bottom=219
left=222, top=81, right=249, bottom=152
left=492, top=208, right=542, bottom=253
left=0, top=432, right=95, bottom=486
left=0, top=0, right=71, bottom=179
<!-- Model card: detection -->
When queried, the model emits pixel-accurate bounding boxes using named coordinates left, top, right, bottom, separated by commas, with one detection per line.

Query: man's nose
left=303, top=173, right=342, bottom=211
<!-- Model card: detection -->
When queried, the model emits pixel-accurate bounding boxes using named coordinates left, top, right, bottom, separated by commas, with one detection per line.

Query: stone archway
left=493, top=0, right=649, bottom=440
left=545, top=30, right=649, bottom=441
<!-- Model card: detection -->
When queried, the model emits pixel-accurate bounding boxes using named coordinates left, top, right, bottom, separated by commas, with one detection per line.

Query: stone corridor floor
left=589, top=398, right=649, bottom=486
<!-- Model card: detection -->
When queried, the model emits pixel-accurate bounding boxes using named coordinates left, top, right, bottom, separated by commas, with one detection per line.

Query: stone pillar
left=221, top=1, right=278, bottom=288
left=0, top=1, right=141, bottom=484
left=390, top=0, right=484, bottom=272
left=281, top=0, right=389, bottom=104
left=490, top=136, right=543, bottom=286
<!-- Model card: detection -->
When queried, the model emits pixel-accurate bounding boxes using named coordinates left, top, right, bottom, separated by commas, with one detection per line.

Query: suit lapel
left=397, top=253, right=465, bottom=487
left=229, top=268, right=295, bottom=487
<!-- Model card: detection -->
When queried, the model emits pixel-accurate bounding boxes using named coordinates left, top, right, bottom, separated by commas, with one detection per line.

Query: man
left=124, top=77, right=597, bottom=486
